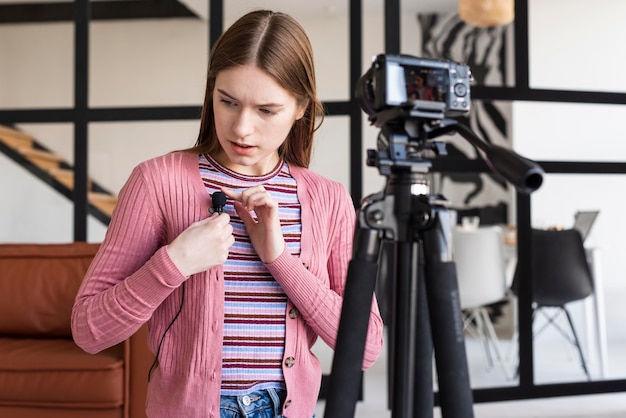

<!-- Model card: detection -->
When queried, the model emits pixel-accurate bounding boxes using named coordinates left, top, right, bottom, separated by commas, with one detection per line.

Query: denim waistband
left=219, top=388, right=286, bottom=418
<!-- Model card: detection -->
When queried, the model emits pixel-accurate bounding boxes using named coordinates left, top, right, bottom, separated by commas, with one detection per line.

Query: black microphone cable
left=148, top=282, right=185, bottom=381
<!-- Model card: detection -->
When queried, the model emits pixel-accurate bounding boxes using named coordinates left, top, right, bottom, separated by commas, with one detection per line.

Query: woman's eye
left=220, top=98, right=236, bottom=107
left=260, top=107, right=279, bottom=116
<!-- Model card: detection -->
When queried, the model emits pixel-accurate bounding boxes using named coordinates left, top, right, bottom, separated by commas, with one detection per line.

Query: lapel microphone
left=210, top=191, right=227, bottom=214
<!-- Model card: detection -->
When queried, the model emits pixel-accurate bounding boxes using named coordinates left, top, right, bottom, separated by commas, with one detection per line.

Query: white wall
left=0, top=152, right=108, bottom=242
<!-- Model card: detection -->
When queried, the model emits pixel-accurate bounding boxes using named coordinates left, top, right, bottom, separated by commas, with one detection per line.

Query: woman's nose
left=232, top=109, right=255, bottom=138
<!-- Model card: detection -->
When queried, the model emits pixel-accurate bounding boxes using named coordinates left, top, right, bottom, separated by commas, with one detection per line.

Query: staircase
left=0, top=124, right=117, bottom=225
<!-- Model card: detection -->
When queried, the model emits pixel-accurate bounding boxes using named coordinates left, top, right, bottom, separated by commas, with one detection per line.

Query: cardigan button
left=288, top=307, right=299, bottom=319
left=284, top=399, right=292, bottom=408
left=285, top=356, right=295, bottom=368
left=302, top=262, right=309, bottom=270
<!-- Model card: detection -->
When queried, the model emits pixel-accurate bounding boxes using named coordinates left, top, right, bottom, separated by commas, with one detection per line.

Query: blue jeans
left=219, top=388, right=286, bottom=418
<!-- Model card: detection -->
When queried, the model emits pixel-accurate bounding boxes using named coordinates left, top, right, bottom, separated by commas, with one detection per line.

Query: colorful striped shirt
left=199, top=154, right=301, bottom=395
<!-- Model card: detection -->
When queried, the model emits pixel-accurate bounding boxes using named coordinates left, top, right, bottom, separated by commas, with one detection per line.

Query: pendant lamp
left=458, top=0, right=514, bottom=27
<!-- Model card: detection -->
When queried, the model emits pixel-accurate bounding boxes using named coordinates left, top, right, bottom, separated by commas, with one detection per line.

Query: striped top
left=199, top=154, right=301, bottom=395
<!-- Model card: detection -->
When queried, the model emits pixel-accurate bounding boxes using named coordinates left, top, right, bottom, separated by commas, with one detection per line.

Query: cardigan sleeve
left=71, top=162, right=188, bottom=354
left=264, top=178, right=384, bottom=369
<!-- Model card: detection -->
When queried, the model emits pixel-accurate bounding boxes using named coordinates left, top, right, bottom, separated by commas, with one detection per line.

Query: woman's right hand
left=167, top=212, right=234, bottom=277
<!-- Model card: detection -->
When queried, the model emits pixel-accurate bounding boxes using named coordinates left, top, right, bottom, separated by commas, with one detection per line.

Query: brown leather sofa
left=0, top=242, right=152, bottom=418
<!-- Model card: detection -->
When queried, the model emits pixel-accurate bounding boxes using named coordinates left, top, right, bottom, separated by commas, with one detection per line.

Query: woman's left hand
left=222, top=186, right=285, bottom=263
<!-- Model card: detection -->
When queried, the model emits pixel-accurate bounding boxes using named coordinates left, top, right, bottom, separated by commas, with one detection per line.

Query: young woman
left=72, top=10, right=384, bottom=418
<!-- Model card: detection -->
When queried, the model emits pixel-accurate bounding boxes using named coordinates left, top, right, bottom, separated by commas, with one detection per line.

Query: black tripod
left=323, top=113, right=543, bottom=418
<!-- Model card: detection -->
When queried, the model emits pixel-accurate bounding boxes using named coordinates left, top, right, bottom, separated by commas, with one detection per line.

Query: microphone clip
left=210, top=191, right=227, bottom=214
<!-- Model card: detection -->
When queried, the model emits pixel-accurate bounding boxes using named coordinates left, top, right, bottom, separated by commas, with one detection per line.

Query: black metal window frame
left=1, top=0, right=625, bottom=406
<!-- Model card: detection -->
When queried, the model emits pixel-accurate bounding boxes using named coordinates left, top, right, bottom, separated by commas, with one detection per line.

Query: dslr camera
left=356, top=54, right=472, bottom=122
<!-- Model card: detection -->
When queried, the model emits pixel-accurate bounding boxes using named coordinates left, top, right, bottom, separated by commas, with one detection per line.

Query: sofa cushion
left=0, top=242, right=100, bottom=337
left=0, top=337, right=124, bottom=408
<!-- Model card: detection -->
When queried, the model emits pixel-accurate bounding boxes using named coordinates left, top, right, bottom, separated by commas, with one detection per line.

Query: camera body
left=356, top=54, right=472, bottom=120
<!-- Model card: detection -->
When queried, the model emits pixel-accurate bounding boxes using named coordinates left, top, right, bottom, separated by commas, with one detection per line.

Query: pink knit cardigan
left=72, top=151, right=384, bottom=418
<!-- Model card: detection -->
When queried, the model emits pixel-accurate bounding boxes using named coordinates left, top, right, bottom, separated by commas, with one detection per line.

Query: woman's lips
left=231, top=141, right=255, bottom=155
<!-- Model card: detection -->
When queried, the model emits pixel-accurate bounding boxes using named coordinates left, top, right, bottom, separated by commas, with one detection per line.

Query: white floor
left=313, top=321, right=626, bottom=418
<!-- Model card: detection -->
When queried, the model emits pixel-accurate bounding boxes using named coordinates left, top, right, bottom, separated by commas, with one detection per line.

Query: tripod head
left=357, top=53, right=544, bottom=195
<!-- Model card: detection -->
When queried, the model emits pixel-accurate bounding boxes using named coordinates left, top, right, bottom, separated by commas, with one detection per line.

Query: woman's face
left=212, top=65, right=306, bottom=176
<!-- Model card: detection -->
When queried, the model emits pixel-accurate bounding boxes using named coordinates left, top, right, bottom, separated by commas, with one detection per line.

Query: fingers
left=204, top=212, right=234, bottom=244
left=204, top=210, right=231, bottom=225
left=167, top=211, right=235, bottom=277
left=232, top=200, right=255, bottom=226
left=222, top=186, right=275, bottom=211
left=220, top=186, right=284, bottom=264
left=193, top=212, right=234, bottom=246
left=221, top=188, right=241, bottom=202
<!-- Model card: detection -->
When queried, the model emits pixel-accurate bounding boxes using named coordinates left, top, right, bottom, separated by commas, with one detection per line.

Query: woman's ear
left=296, top=99, right=310, bottom=120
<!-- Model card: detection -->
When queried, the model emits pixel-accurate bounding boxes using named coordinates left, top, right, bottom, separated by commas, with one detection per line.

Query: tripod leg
left=412, top=243, right=434, bottom=418
left=423, top=211, right=474, bottom=418
left=324, top=227, right=381, bottom=418
left=388, top=241, right=431, bottom=418
left=424, top=260, right=474, bottom=417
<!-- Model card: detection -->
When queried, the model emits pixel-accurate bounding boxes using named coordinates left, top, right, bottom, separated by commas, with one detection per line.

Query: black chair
left=511, top=228, right=594, bottom=380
